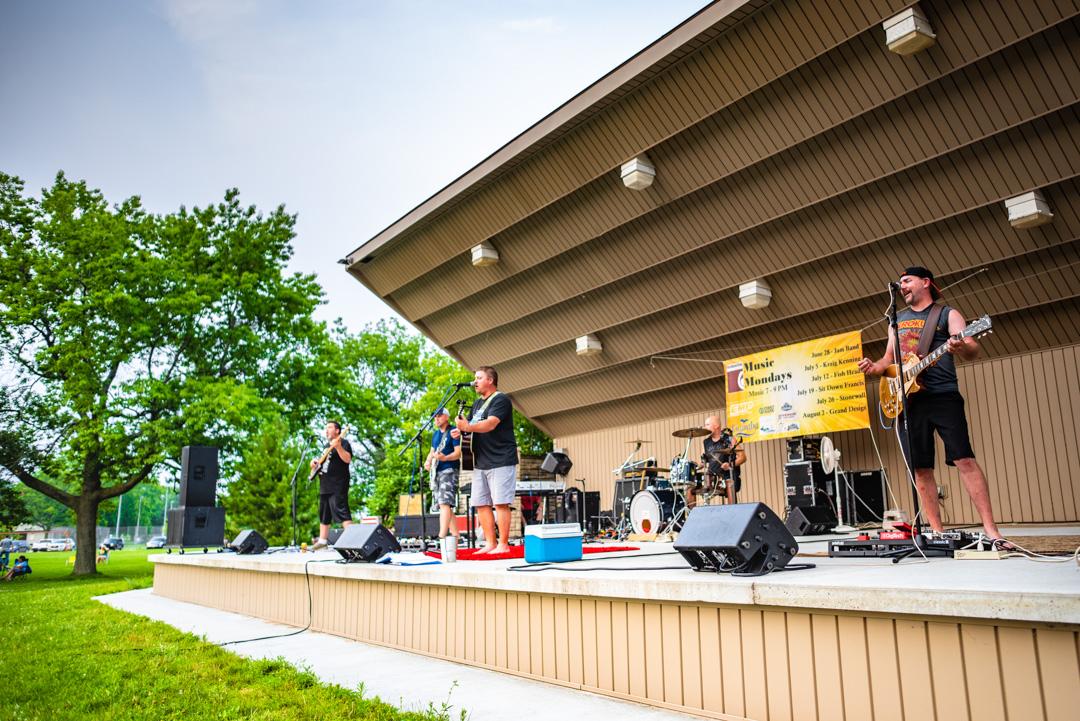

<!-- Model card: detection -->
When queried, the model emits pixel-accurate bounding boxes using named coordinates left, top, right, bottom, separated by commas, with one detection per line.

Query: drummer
left=701, top=415, right=747, bottom=504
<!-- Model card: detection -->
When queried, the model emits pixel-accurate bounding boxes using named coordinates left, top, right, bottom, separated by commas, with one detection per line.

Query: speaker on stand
left=167, top=445, right=225, bottom=552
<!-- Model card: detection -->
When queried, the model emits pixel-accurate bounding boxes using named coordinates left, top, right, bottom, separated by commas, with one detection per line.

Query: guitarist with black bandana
left=857, top=266, right=1009, bottom=549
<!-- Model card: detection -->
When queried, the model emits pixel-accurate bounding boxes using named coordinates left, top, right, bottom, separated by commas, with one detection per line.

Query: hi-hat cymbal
left=625, top=439, right=653, bottom=444
left=672, top=427, right=710, bottom=439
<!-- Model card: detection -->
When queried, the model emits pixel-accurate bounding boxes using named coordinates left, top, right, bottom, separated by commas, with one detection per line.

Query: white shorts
left=471, top=465, right=517, bottom=506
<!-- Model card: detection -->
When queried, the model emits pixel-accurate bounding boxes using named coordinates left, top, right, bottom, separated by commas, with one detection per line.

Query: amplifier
left=784, top=461, right=833, bottom=508
left=786, top=437, right=820, bottom=463
left=842, top=470, right=886, bottom=523
left=394, top=514, right=441, bottom=539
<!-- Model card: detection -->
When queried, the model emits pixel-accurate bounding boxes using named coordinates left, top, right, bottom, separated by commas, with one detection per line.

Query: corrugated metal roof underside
left=348, top=0, right=1080, bottom=436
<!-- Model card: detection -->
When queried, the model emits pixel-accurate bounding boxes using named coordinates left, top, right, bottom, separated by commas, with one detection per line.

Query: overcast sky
left=1, top=0, right=709, bottom=333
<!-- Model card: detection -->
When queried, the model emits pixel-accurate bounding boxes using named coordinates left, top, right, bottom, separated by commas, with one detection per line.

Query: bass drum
left=629, top=489, right=686, bottom=535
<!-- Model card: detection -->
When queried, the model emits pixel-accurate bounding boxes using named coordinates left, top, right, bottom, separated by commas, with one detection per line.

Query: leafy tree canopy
left=0, top=172, right=325, bottom=573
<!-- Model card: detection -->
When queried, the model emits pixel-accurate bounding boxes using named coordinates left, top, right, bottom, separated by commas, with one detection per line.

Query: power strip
left=954, top=549, right=1007, bottom=560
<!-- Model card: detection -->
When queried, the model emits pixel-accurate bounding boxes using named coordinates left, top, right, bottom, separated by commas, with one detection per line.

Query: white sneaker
left=310, top=538, right=329, bottom=551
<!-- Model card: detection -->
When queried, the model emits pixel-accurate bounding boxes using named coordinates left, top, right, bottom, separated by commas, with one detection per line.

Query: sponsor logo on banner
left=736, top=417, right=758, bottom=436
left=726, top=362, right=744, bottom=393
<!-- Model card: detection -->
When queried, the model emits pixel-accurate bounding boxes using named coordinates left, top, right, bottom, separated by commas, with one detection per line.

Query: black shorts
left=318, top=491, right=351, bottom=525
left=903, top=391, right=975, bottom=468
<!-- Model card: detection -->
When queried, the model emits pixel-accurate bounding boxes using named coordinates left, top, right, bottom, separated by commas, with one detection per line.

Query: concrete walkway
left=98, top=589, right=699, bottom=721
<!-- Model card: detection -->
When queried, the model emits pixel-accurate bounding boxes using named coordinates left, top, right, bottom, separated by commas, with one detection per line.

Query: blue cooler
left=524, top=523, right=583, bottom=563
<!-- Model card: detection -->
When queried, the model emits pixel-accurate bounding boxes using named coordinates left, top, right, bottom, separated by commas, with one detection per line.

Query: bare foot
left=474, top=545, right=498, bottom=555
left=492, top=544, right=510, bottom=554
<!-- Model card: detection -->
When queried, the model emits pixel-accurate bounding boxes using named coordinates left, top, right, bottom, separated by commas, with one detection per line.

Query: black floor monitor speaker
left=673, top=503, right=798, bottom=576
left=394, top=514, right=441, bottom=539
left=540, top=451, right=573, bottom=476
left=785, top=505, right=837, bottom=536
left=334, top=523, right=400, bottom=562
left=166, top=506, right=226, bottom=549
left=230, top=529, right=269, bottom=555
left=179, top=445, right=219, bottom=508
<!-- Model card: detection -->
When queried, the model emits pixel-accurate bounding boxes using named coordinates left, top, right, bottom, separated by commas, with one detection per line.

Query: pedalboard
left=829, top=530, right=984, bottom=558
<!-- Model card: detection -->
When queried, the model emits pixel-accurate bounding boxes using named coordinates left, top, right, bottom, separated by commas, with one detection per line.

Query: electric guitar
left=456, top=399, right=475, bottom=472
left=879, top=315, right=992, bottom=418
left=308, top=425, right=350, bottom=481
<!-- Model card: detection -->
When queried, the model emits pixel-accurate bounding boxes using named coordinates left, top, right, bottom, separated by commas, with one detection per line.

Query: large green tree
left=0, top=172, right=325, bottom=574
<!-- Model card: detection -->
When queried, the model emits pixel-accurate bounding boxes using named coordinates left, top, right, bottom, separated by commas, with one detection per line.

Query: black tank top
left=896, top=304, right=957, bottom=393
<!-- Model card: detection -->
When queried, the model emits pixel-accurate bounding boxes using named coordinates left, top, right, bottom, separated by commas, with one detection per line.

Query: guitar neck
left=905, top=341, right=950, bottom=381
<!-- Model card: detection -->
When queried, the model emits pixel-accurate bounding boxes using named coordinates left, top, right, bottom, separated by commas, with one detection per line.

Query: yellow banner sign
left=724, top=331, right=870, bottom=443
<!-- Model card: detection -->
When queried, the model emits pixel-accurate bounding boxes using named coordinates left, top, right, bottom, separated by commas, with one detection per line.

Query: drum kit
left=614, top=426, right=740, bottom=538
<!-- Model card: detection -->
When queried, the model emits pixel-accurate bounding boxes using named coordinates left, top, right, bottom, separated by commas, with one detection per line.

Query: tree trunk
left=73, top=494, right=101, bottom=576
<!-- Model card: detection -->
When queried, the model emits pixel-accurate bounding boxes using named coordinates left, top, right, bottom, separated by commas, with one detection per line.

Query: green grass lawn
left=0, top=550, right=453, bottom=721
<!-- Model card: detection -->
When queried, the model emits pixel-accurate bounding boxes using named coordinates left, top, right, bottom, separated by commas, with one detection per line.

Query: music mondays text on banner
left=724, top=331, right=870, bottom=443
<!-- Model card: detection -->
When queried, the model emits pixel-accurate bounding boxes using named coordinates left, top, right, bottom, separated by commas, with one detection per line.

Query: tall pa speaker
left=230, top=529, right=269, bottom=555
left=540, top=451, right=573, bottom=476
left=673, top=503, right=798, bottom=576
left=334, top=523, right=400, bottom=563
left=166, top=506, right=226, bottom=549
left=179, top=445, right=219, bottom=508
left=784, top=505, right=837, bottom=536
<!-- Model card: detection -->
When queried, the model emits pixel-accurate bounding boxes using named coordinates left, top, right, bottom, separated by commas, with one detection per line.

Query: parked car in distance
left=32, top=537, right=73, bottom=551
left=11, top=540, right=30, bottom=553
left=146, top=536, right=167, bottom=549
left=104, top=536, right=124, bottom=550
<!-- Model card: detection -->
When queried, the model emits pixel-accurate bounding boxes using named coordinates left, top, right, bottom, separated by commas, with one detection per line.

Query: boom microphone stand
left=400, top=382, right=473, bottom=550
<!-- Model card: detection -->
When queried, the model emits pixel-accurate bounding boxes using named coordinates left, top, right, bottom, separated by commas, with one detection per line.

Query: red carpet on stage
left=424, top=545, right=639, bottom=561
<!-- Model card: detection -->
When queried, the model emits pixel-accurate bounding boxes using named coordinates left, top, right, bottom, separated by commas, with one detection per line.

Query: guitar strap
left=916, top=304, right=946, bottom=358
left=474, top=390, right=502, bottom=420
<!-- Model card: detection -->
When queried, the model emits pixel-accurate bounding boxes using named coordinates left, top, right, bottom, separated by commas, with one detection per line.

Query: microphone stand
left=288, top=434, right=319, bottom=550
left=400, top=383, right=472, bottom=550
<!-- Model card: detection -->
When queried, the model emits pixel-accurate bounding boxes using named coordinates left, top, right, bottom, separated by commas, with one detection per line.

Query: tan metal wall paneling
left=553, top=343, right=1080, bottom=524
left=153, top=561, right=1080, bottom=720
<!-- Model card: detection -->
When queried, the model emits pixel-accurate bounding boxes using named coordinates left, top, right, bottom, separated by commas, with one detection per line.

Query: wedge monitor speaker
left=230, top=529, right=269, bottom=555
left=334, top=523, right=400, bottom=563
left=673, top=503, right=798, bottom=576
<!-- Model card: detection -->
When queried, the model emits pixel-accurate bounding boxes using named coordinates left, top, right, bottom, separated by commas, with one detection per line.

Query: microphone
left=454, top=382, right=474, bottom=388
left=888, top=281, right=901, bottom=291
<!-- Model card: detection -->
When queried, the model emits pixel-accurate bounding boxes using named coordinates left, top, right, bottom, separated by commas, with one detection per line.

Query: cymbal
left=625, top=439, right=652, bottom=444
left=672, top=427, right=710, bottom=439
left=621, top=467, right=670, bottom=474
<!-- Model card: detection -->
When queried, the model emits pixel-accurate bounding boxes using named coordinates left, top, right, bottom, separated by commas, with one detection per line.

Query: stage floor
left=150, top=527, right=1080, bottom=721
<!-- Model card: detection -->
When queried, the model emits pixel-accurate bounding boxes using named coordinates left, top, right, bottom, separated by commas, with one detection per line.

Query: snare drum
left=629, top=489, right=686, bottom=535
